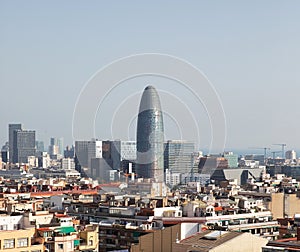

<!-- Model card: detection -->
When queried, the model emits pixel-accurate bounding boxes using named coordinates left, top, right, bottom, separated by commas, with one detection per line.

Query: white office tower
left=285, top=150, right=297, bottom=160
left=40, top=152, right=50, bottom=168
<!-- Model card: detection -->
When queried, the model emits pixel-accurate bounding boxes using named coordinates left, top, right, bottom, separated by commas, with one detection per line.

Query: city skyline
left=1, top=3, right=300, bottom=251
left=1, top=1, right=300, bottom=150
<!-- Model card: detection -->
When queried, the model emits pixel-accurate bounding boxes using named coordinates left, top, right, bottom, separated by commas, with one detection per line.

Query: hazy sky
left=1, top=1, right=299, bottom=153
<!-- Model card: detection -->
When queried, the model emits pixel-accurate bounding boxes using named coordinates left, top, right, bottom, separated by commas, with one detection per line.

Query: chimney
left=297, top=227, right=300, bottom=241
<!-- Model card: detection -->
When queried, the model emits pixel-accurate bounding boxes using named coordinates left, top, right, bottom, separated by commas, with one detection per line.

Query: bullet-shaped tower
left=136, top=86, right=164, bottom=182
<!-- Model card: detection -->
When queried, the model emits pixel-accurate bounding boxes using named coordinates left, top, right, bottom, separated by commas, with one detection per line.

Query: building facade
left=8, top=123, right=22, bottom=163
left=136, top=86, right=164, bottom=182
left=286, top=150, right=297, bottom=160
left=75, top=140, right=113, bottom=179
left=14, top=129, right=36, bottom=164
left=224, top=151, right=238, bottom=168
left=164, top=140, right=195, bottom=173
left=49, top=137, right=64, bottom=156
left=111, top=140, right=136, bottom=170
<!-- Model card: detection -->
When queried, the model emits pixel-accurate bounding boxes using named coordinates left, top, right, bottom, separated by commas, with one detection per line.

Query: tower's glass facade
left=164, top=140, right=195, bottom=173
left=136, top=86, right=164, bottom=182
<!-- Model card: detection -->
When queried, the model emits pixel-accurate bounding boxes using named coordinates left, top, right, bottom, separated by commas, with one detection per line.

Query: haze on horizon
left=0, top=1, right=299, bottom=153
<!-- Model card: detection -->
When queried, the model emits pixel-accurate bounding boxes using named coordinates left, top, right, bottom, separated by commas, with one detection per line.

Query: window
left=58, top=243, right=64, bottom=249
left=4, top=239, right=15, bottom=249
left=0, top=225, right=7, bottom=230
left=14, top=224, right=21, bottom=230
left=88, top=239, right=93, bottom=246
left=17, top=238, right=28, bottom=247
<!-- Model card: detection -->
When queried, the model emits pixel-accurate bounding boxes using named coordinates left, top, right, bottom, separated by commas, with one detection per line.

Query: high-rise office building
left=36, top=141, right=45, bottom=153
left=49, top=137, right=64, bottom=156
left=285, top=150, right=297, bottom=160
left=57, top=138, right=64, bottom=155
left=75, top=139, right=111, bottom=177
left=64, top=145, right=75, bottom=158
left=8, top=123, right=22, bottom=163
left=38, top=152, right=50, bottom=168
left=91, top=157, right=112, bottom=183
left=164, top=140, right=195, bottom=173
left=1, top=142, right=9, bottom=163
left=136, top=86, right=164, bottom=182
left=14, top=130, right=36, bottom=164
left=111, top=140, right=136, bottom=170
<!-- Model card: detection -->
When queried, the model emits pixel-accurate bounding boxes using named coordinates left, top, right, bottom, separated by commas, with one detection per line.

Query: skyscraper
left=164, top=140, right=195, bottom=173
left=8, top=123, right=22, bottom=163
left=111, top=140, right=136, bottom=170
left=14, top=130, right=36, bottom=164
left=136, top=85, right=164, bottom=182
left=75, top=139, right=111, bottom=177
left=36, top=141, right=45, bottom=153
left=49, top=137, right=64, bottom=156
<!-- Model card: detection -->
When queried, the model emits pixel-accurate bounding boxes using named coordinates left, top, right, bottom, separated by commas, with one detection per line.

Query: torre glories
left=136, top=86, right=164, bottom=182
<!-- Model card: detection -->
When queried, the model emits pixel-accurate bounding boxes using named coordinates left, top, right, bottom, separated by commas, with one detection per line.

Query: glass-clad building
left=136, top=86, right=164, bottom=182
left=164, top=140, right=195, bottom=173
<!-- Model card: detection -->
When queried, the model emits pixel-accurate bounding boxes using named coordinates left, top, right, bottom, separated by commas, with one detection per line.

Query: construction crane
left=271, top=151, right=282, bottom=160
left=272, top=143, right=287, bottom=159
left=249, top=147, right=270, bottom=158
left=248, top=147, right=270, bottom=164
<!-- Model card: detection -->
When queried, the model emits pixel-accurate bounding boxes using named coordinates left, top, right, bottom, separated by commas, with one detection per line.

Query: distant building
left=75, top=139, right=112, bottom=177
left=35, top=141, right=44, bottom=153
left=64, top=145, right=75, bottom=158
left=111, top=140, right=136, bottom=170
left=224, top=152, right=238, bottom=168
left=136, top=86, right=164, bottom=182
left=62, top=158, right=75, bottom=170
left=91, top=157, right=112, bottom=183
left=75, top=140, right=101, bottom=168
left=27, top=156, right=38, bottom=167
left=181, top=173, right=210, bottom=185
left=164, top=140, right=195, bottom=173
left=245, top=154, right=265, bottom=166
left=165, top=169, right=181, bottom=187
left=286, top=150, right=297, bottom=160
left=211, top=167, right=264, bottom=185
left=14, top=129, right=36, bottom=164
left=191, top=151, right=203, bottom=173
left=49, top=137, right=64, bottom=156
left=38, top=151, right=50, bottom=168
left=1, top=142, right=9, bottom=163
left=9, top=126, right=36, bottom=164
left=198, top=155, right=229, bottom=174
left=49, top=145, right=59, bottom=156
left=8, top=123, right=22, bottom=163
